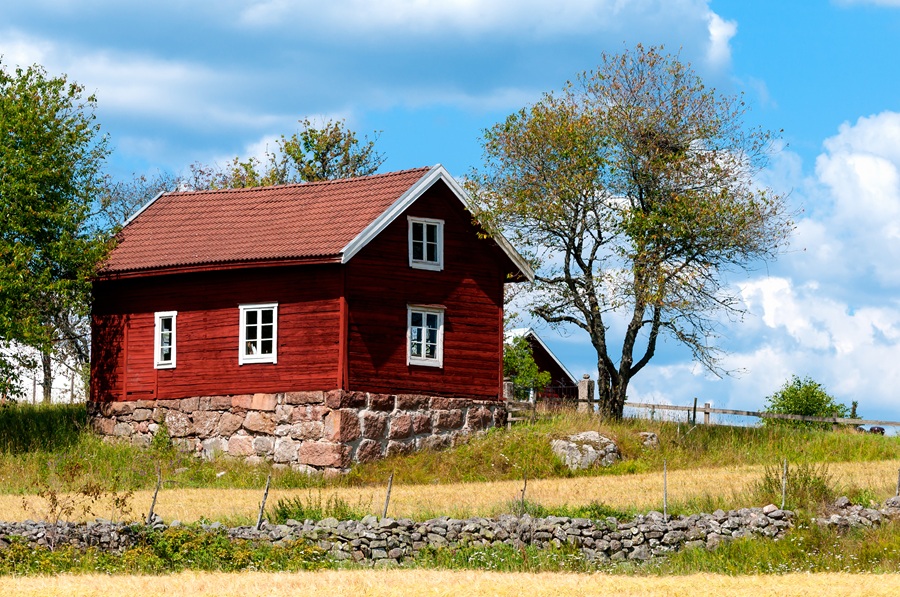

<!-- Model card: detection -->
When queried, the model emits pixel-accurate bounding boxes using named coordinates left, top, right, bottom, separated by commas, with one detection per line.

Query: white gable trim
left=121, top=191, right=167, bottom=229
left=340, top=164, right=534, bottom=281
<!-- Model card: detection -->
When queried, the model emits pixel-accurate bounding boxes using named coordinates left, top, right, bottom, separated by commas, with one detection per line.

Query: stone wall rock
left=0, top=505, right=797, bottom=565
left=88, top=391, right=506, bottom=474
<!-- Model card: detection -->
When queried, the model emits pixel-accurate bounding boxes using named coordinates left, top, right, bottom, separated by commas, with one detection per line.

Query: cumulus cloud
left=607, top=110, right=900, bottom=420
left=706, top=12, right=737, bottom=67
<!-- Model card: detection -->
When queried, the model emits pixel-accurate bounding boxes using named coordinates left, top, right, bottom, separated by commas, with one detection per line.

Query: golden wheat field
left=4, top=570, right=900, bottom=597
left=5, top=459, right=900, bottom=523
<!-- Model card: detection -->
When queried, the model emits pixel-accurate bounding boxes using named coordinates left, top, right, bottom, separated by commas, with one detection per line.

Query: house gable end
left=341, top=165, right=534, bottom=282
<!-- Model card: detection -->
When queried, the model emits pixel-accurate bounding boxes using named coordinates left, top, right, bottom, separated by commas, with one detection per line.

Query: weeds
left=267, top=492, right=370, bottom=524
left=0, top=527, right=332, bottom=575
left=752, top=461, right=836, bottom=511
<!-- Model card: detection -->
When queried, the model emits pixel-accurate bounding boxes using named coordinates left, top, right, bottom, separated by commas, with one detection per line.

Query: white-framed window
left=239, top=303, right=278, bottom=365
left=408, top=217, right=444, bottom=271
left=154, top=311, right=177, bottom=369
left=407, top=306, right=444, bottom=368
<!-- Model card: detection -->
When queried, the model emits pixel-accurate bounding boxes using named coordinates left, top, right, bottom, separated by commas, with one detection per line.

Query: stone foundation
left=88, top=391, right=506, bottom=474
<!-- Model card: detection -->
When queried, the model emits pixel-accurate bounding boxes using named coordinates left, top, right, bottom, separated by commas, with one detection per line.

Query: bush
left=752, top=461, right=836, bottom=511
left=267, top=493, right=368, bottom=524
left=763, top=376, right=850, bottom=430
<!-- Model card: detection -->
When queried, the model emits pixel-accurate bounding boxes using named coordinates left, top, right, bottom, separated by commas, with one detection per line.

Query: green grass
left=0, top=526, right=331, bottom=575
left=343, top=412, right=900, bottom=487
left=267, top=492, right=370, bottom=524
left=2, top=404, right=899, bottom=498
left=649, top=517, right=900, bottom=575
left=0, top=402, right=86, bottom=453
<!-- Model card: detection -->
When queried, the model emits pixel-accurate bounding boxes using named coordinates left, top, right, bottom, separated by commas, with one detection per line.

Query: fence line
left=506, top=394, right=900, bottom=428
left=625, top=401, right=900, bottom=427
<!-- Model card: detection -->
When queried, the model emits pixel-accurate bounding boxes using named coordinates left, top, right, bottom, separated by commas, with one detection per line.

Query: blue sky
left=4, top=0, right=900, bottom=421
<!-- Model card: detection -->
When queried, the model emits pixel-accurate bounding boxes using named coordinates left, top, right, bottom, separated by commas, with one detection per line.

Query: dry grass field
left=5, top=570, right=900, bottom=597
left=6, top=459, right=900, bottom=523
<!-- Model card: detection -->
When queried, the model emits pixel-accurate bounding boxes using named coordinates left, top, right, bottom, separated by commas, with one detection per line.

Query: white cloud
left=706, top=11, right=737, bottom=67
left=239, top=0, right=715, bottom=37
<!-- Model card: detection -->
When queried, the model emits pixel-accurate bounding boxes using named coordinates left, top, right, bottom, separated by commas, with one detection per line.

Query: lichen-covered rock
left=638, top=431, right=660, bottom=449
left=551, top=431, right=620, bottom=470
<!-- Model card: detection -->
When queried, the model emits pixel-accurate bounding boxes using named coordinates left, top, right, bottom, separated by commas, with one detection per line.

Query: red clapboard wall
left=345, top=182, right=506, bottom=399
left=92, top=265, right=342, bottom=401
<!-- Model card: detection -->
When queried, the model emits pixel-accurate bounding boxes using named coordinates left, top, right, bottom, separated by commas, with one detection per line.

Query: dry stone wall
left=0, top=506, right=794, bottom=565
left=88, top=391, right=506, bottom=473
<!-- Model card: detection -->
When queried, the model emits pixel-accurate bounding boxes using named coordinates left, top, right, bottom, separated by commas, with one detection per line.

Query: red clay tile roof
left=101, top=167, right=432, bottom=275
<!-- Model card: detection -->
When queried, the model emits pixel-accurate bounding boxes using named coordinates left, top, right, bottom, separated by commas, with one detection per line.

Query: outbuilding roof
left=100, top=165, right=534, bottom=280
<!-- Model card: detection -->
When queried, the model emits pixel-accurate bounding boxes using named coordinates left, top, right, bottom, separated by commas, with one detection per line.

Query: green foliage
left=187, top=118, right=385, bottom=190
left=752, top=462, right=836, bottom=512
left=653, top=517, right=900, bottom=575
left=268, top=492, right=369, bottom=524
left=0, top=62, right=111, bottom=387
left=763, top=375, right=851, bottom=430
left=0, top=528, right=331, bottom=575
left=414, top=542, right=596, bottom=573
left=469, top=44, right=792, bottom=420
left=0, top=402, right=86, bottom=453
left=498, top=498, right=632, bottom=520
left=503, top=335, right=551, bottom=398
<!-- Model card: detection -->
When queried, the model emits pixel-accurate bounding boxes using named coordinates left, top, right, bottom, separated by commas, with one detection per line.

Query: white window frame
left=154, top=311, right=177, bottom=369
left=407, top=305, right=444, bottom=368
left=239, top=303, right=278, bottom=365
left=408, top=216, right=444, bottom=271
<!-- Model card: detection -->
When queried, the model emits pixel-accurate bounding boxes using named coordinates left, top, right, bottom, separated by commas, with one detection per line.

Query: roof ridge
left=167, top=166, right=432, bottom=197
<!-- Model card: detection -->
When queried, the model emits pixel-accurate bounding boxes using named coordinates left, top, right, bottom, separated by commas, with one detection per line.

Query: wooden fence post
left=781, top=459, right=788, bottom=510
left=382, top=472, right=394, bottom=518
left=663, top=459, right=668, bottom=521
left=256, top=474, right=271, bottom=530
left=704, top=402, right=712, bottom=425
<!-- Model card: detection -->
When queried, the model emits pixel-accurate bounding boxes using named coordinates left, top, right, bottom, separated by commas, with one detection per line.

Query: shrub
left=267, top=492, right=368, bottom=524
left=752, top=461, right=836, bottom=511
left=763, top=376, right=851, bottom=430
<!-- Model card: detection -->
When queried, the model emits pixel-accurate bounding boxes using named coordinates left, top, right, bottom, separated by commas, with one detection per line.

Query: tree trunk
left=596, top=366, right=630, bottom=420
left=41, top=351, right=53, bottom=404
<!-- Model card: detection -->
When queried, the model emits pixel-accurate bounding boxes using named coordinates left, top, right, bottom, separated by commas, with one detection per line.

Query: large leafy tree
left=0, top=62, right=110, bottom=399
left=470, top=45, right=793, bottom=419
left=188, top=118, right=385, bottom=190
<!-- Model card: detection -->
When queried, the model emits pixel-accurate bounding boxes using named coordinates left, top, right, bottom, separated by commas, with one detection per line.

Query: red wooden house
left=90, top=165, right=533, bottom=470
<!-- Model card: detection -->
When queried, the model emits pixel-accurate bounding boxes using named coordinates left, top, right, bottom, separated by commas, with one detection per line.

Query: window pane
left=246, top=341, right=258, bottom=355
left=426, top=328, right=437, bottom=344
left=412, top=222, right=423, bottom=242
left=411, top=312, right=422, bottom=328
left=246, top=326, right=257, bottom=341
left=261, top=324, right=273, bottom=340
left=262, top=309, right=273, bottom=325
left=412, top=241, right=423, bottom=261
left=425, top=343, right=436, bottom=359
left=246, top=310, right=257, bottom=325
left=426, top=313, right=438, bottom=329
left=426, top=223, right=437, bottom=243
left=161, top=318, right=172, bottom=332
left=261, top=340, right=273, bottom=354
left=161, top=347, right=171, bottom=361
left=426, top=243, right=436, bottom=262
